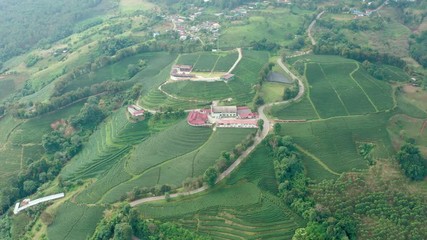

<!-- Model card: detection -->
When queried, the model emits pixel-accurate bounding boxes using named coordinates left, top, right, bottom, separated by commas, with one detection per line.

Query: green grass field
left=388, top=114, right=427, bottom=154
left=137, top=145, right=304, bottom=239
left=47, top=202, right=104, bottom=240
left=260, top=82, right=287, bottom=103
left=0, top=78, right=15, bottom=101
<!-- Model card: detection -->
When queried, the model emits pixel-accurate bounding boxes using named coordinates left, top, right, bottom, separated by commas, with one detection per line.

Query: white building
left=210, top=106, right=238, bottom=119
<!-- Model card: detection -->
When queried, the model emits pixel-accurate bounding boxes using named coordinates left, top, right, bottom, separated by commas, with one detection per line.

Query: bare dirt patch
left=51, top=119, right=75, bottom=136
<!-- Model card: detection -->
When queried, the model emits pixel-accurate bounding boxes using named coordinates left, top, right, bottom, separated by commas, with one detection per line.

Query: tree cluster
left=409, top=31, right=427, bottom=68
left=97, top=37, right=137, bottom=56
left=11, top=80, right=131, bottom=119
left=265, top=134, right=358, bottom=240
left=124, top=184, right=173, bottom=202
left=283, top=82, right=299, bottom=100
left=250, top=38, right=280, bottom=52
left=0, top=97, right=115, bottom=215
left=90, top=205, right=209, bottom=240
left=25, top=54, right=43, bottom=68
left=0, top=0, right=108, bottom=62
left=258, top=62, right=275, bottom=84
left=203, top=133, right=256, bottom=187
left=314, top=31, right=406, bottom=68
left=309, top=170, right=427, bottom=240
left=396, top=142, right=426, bottom=181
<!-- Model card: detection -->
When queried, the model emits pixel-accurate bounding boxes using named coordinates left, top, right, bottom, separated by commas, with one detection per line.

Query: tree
left=127, top=64, right=140, bottom=78
left=203, top=167, right=218, bottom=187
left=257, top=119, right=264, bottom=133
left=165, top=192, right=171, bottom=202
left=396, top=143, right=426, bottom=180
left=23, top=180, right=37, bottom=194
left=42, top=131, right=66, bottom=153
left=113, top=223, right=132, bottom=240
left=273, top=123, right=282, bottom=135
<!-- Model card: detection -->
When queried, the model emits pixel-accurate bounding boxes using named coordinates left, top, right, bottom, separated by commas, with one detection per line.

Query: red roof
left=239, top=112, right=258, bottom=119
left=217, top=119, right=258, bottom=125
left=221, top=73, right=235, bottom=80
left=128, top=105, right=145, bottom=117
left=187, top=110, right=209, bottom=126
left=237, top=106, right=250, bottom=111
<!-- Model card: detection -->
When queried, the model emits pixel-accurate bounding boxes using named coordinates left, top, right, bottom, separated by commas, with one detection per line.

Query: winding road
left=307, top=11, right=325, bottom=46
left=130, top=57, right=305, bottom=207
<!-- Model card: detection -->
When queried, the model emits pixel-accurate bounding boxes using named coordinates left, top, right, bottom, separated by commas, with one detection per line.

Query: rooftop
left=212, top=106, right=237, bottom=113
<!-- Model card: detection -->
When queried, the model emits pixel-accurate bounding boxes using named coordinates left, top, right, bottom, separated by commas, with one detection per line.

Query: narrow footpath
left=307, top=11, right=325, bottom=46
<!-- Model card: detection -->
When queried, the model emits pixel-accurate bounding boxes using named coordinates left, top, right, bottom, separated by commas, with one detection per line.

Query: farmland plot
left=127, top=120, right=213, bottom=175
left=162, top=81, right=233, bottom=101
left=47, top=202, right=104, bottom=240
left=61, top=108, right=151, bottom=180
left=306, top=63, right=348, bottom=118
left=273, top=56, right=395, bottom=120
left=176, top=51, right=238, bottom=73
left=64, top=52, right=177, bottom=92
left=101, top=128, right=254, bottom=203
left=160, top=50, right=267, bottom=105
left=193, top=53, right=220, bottom=72
left=0, top=102, right=83, bottom=187
left=280, top=112, right=394, bottom=176
left=138, top=145, right=304, bottom=240
left=268, top=96, right=319, bottom=120
left=213, top=52, right=239, bottom=72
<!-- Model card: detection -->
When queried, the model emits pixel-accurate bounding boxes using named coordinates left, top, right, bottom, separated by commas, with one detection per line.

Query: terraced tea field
left=162, top=50, right=268, bottom=105
left=47, top=202, right=104, bottom=240
left=138, top=145, right=304, bottom=240
left=280, top=112, right=395, bottom=177
left=176, top=51, right=238, bottom=73
left=64, top=52, right=177, bottom=93
left=100, top=128, right=255, bottom=204
left=62, top=108, right=255, bottom=204
left=271, top=56, right=394, bottom=120
left=61, top=108, right=151, bottom=180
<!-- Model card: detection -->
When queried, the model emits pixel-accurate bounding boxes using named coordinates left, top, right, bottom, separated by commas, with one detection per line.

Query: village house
left=170, top=64, right=196, bottom=80
left=221, top=73, right=235, bottom=81
left=210, top=105, right=238, bottom=119
left=187, top=104, right=258, bottom=128
left=127, top=105, right=145, bottom=117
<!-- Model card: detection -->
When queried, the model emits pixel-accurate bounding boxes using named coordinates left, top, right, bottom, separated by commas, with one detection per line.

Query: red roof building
left=187, top=109, right=211, bottom=126
left=221, top=73, right=235, bottom=81
left=127, top=105, right=145, bottom=117
left=216, top=119, right=258, bottom=128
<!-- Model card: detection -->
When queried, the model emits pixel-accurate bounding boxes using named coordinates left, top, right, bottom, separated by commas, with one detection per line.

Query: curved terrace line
left=130, top=57, right=306, bottom=207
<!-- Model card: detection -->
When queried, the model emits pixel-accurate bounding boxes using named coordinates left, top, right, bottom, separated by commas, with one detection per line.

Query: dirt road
left=307, top=11, right=325, bottom=46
